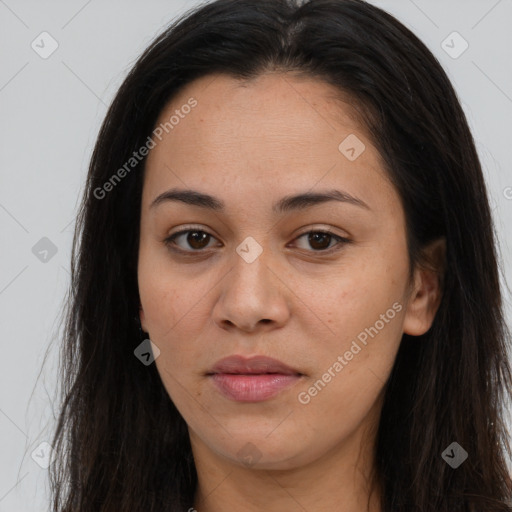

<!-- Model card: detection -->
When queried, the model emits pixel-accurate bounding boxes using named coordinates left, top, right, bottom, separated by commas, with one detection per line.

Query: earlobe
left=402, top=237, right=446, bottom=336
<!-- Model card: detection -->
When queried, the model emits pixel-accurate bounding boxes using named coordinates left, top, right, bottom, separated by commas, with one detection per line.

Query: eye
left=164, top=228, right=219, bottom=252
left=163, top=227, right=351, bottom=255
left=292, top=230, right=351, bottom=254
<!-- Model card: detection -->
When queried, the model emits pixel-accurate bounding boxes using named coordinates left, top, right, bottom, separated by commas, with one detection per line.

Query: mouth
left=206, top=355, right=304, bottom=402
left=206, top=371, right=303, bottom=375
left=207, top=354, right=303, bottom=376
left=208, top=373, right=303, bottom=402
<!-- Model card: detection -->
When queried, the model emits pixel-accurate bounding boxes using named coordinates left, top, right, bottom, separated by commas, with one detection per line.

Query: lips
left=207, top=355, right=304, bottom=402
left=207, top=355, right=303, bottom=376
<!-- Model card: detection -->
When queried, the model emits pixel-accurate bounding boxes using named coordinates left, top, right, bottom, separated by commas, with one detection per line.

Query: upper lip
left=208, top=355, right=303, bottom=375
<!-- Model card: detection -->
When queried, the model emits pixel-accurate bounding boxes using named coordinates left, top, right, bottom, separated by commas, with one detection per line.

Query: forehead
left=153, top=71, right=369, bottom=152
left=142, top=72, right=394, bottom=217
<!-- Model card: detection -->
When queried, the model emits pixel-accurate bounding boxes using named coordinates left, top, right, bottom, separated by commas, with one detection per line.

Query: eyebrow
left=149, top=187, right=370, bottom=214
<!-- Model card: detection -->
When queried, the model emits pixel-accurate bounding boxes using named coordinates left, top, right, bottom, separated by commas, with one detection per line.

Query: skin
left=138, top=72, right=444, bottom=512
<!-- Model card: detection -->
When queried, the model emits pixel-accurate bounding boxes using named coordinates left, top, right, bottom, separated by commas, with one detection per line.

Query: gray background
left=1, top=0, right=511, bottom=509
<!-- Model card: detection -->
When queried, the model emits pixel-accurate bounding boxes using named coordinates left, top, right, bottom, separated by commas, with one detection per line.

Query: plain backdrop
left=1, top=0, right=511, bottom=510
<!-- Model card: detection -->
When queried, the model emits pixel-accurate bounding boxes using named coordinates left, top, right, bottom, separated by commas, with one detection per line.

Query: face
left=138, top=72, right=440, bottom=471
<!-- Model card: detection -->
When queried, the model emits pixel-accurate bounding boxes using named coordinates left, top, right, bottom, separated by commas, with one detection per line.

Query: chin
left=210, top=433, right=315, bottom=471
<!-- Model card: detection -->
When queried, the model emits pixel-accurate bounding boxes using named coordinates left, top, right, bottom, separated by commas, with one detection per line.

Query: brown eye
left=164, top=228, right=351, bottom=256
left=164, top=229, right=217, bottom=252
left=294, top=231, right=350, bottom=253
left=307, top=232, right=333, bottom=251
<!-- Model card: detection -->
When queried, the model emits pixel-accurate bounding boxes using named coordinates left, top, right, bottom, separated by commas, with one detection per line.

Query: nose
left=211, top=247, right=291, bottom=333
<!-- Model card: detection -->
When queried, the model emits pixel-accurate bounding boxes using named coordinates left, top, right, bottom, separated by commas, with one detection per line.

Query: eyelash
left=163, top=226, right=352, bottom=256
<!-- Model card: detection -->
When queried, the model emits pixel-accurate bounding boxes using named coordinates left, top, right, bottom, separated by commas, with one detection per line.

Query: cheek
left=137, top=259, right=213, bottom=383
left=138, top=249, right=185, bottom=340
left=317, top=257, right=405, bottom=335
left=307, top=251, right=407, bottom=384
left=294, top=293, right=404, bottom=440
left=138, top=237, right=221, bottom=332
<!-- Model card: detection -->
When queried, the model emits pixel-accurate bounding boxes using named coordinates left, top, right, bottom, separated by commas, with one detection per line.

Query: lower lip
left=209, top=373, right=302, bottom=402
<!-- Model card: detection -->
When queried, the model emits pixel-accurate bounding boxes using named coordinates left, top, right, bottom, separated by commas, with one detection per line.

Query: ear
left=403, top=237, right=446, bottom=336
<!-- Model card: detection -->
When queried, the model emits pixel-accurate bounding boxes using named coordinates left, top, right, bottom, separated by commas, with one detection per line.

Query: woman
left=49, top=0, right=512, bottom=510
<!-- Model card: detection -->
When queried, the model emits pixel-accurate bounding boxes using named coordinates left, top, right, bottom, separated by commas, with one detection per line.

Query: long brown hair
left=48, top=0, right=512, bottom=510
